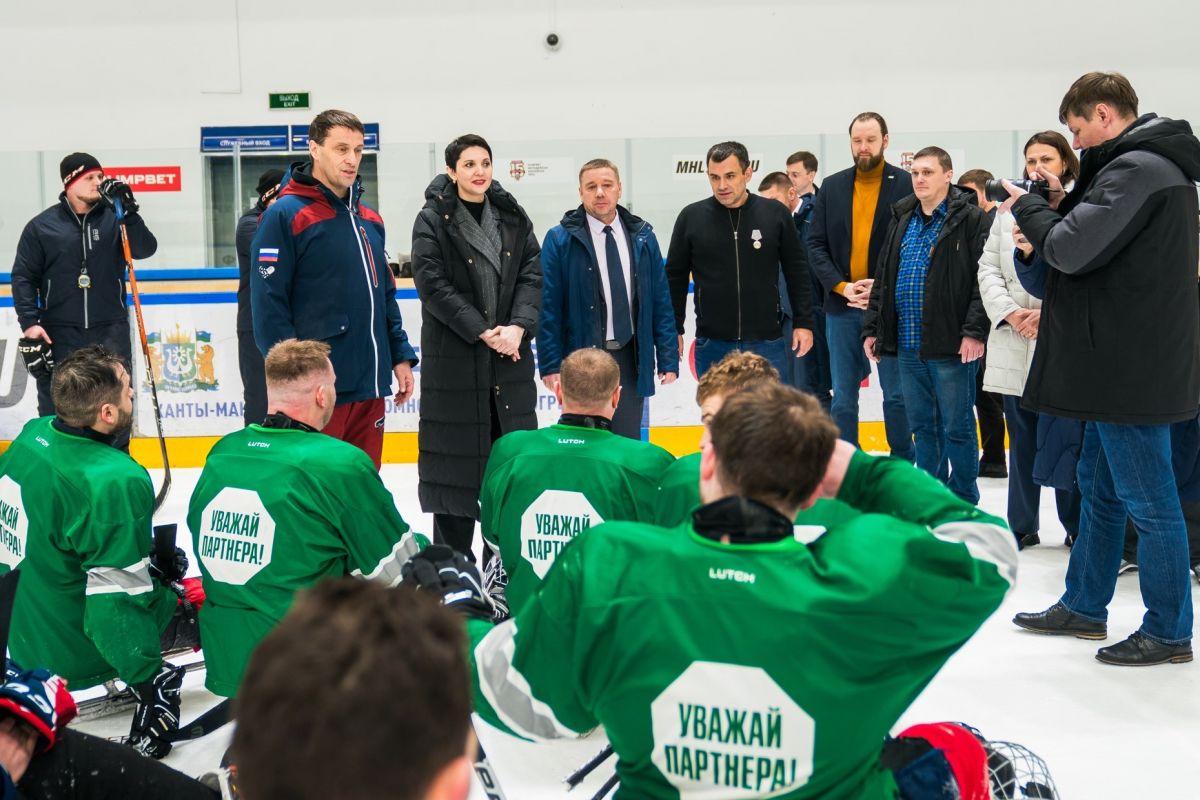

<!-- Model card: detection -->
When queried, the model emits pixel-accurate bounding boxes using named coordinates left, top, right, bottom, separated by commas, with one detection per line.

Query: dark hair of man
left=695, top=351, right=779, bottom=405
left=1058, top=71, right=1139, bottom=124
left=756, top=171, right=793, bottom=194
left=445, top=134, right=493, bottom=169
left=848, top=112, right=889, bottom=136
left=1022, top=130, right=1082, bottom=185
left=308, top=109, right=365, bottom=145
left=709, top=383, right=838, bottom=509
left=706, top=141, right=751, bottom=171
left=264, top=339, right=332, bottom=387
left=957, top=169, right=994, bottom=191
left=233, top=579, right=471, bottom=800
left=579, top=158, right=621, bottom=183
left=786, top=151, right=819, bottom=172
left=912, top=146, right=953, bottom=172
left=561, top=349, right=620, bottom=408
left=51, top=345, right=125, bottom=428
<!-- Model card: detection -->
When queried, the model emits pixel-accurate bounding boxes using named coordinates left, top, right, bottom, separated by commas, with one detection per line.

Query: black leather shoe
left=1013, top=602, right=1107, bottom=639
left=979, top=461, right=1008, bottom=479
left=1018, top=532, right=1041, bottom=550
left=1096, top=631, right=1193, bottom=666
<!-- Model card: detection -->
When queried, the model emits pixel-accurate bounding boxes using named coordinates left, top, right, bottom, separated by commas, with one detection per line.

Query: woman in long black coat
left=410, top=134, right=542, bottom=557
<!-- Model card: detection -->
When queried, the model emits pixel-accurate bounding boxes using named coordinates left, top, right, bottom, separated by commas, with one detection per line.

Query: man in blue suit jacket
left=807, top=112, right=914, bottom=460
left=538, top=159, right=679, bottom=439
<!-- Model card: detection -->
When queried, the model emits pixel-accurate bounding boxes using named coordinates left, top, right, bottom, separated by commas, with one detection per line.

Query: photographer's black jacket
left=11, top=194, right=157, bottom=331
left=1013, top=114, right=1200, bottom=424
left=665, top=194, right=813, bottom=341
left=863, top=186, right=990, bottom=359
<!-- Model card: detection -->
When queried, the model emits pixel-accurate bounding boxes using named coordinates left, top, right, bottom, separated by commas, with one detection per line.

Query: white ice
left=70, top=466, right=1199, bottom=798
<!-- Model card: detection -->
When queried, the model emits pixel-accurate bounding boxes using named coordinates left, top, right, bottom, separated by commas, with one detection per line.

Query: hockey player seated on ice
left=407, top=382, right=1019, bottom=799
left=232, top=578, right=476, bottom=800
left=0, top=345, right=197, bottom=759
left=655, top=350, right=859, bottom=529
left=480, top=348, right=674, bottom=617
left=187, top=339, right=426, bottom=700
left=0, top=659, right=223, bottom=800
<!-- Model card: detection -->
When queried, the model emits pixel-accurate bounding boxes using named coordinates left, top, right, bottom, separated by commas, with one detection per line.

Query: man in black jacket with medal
left=665, top=141, right=813, bottom=379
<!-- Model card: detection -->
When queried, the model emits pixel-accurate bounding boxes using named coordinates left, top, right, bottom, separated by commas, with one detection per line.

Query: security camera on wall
left=545, top=32, right=561, bottom=52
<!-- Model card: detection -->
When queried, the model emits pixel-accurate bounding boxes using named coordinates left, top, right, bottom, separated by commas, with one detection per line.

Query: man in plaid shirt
left=862, top=147, right=990, bottom=502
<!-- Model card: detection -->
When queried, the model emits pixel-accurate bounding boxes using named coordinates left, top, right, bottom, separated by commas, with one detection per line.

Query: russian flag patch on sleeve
left=258, top=247, right=279, bottom=262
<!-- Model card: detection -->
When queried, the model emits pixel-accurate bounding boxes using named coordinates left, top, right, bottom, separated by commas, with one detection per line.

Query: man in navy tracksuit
left=537, top=158, right=679, bottom=439
left=11, top=152, right=156, bottom=451
left=251, top=110, right=417, bottom=469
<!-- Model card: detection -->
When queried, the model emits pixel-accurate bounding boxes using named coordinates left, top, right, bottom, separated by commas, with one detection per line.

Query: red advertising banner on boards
left=104, top=166, right=182, bottom=192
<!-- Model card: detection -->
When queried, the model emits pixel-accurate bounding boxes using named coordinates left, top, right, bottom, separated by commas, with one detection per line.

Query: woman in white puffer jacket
left=977, top=131, right=1082, bottom=548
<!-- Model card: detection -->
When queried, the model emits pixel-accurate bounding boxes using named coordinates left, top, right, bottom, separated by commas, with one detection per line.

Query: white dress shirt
left=586, top=212, right=633, bottom=339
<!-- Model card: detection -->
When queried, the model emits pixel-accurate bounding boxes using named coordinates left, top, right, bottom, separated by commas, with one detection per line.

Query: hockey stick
left=566, top=744, right=615, bottom=789
left=473, top=740, right=509, bottom=800
left=589, top=772, right=619, bottom=800
left=167, top=697, right=232, bottom=743
left=114, top=199, right=170, bottom=512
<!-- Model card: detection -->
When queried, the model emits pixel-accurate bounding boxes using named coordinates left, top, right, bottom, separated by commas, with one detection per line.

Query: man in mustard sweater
left=807, top=112, right=915, bottom=460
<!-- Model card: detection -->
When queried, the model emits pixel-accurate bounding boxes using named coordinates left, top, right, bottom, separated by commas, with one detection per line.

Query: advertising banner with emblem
left=131, top=306, right=246, bottom=437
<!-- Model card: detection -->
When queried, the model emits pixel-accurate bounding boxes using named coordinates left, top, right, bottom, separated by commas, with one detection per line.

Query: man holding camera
left=12, top=154, right=156, bottom=451
left=1004, top=71, right=1200, bottom=666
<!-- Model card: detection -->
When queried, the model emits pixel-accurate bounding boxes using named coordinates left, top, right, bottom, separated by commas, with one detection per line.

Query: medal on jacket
left=751, top=229, right=763, bottom=249
left=77, top=271, right=92, bottom=289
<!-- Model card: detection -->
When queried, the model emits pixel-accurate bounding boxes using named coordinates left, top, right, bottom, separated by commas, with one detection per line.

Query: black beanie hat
left=256, top=169, right=285, bottom=201
left=60, top=153, right=103, bottom=188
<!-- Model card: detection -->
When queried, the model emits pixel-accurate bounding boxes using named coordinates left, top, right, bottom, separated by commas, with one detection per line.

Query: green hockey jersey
left=188, top=425, right=426, bottom=697
left=480, top=423, right=674, bottom=614
left=470, top=451, right=1017, bottom=799
left=0, top=417, right=174, bottom=688
left=655, top=452, right=861, bottom=531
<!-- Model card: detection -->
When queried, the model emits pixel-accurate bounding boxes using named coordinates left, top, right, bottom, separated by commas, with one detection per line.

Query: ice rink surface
left=72, top=466, right=1199, bottom=798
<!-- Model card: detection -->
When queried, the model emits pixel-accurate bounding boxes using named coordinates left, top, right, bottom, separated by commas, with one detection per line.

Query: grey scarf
left=453, top=198, right=503, bottom=325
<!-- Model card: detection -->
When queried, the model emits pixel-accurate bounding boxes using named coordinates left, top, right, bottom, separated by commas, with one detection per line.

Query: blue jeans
left=694, top=335, right=789, bottom=380
left=1061, top=421, right=1192, bottom=644
left=896, top=349, right=979, bottom=503
left=826, top=309, right=913, bottom=459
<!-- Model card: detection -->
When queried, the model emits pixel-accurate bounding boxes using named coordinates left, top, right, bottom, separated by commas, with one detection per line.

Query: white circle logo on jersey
left=519, top=490, right=604, bottom=579
left=197, top=487, right=276, bottom=585
left=650, top=662, right=815, bottom=798
left=0, top=476, right=28, bottom=571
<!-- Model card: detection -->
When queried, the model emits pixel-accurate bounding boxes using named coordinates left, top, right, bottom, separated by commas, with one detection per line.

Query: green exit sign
left=269, top=92, right=310, bottom=110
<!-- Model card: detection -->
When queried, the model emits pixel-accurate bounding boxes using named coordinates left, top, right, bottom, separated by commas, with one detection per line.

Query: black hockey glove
left=17, top=338, right=54, bottom=381
left=401, top=545, right=494, bottom=621
left=127, top=662, right=185, bottom=759
left=98, top=178, right=139, bottom=217
left=150, top=546, right=188, bottom=585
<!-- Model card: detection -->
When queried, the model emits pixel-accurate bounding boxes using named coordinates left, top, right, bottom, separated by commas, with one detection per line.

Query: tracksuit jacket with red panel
left=250, top=162, right=417, bottom=405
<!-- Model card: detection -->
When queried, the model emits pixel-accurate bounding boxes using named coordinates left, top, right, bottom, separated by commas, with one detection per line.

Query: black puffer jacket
left=411, top=175, right=542, bottom=518
left=863, top=185, right=990, bottom=359
left=1013, top=114, right=1200, bottom=424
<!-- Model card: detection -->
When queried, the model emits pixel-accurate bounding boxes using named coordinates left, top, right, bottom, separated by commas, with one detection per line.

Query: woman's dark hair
left=1022, top=130, right=1080, bottom=184
left=445, top=134, right=492, bottom=168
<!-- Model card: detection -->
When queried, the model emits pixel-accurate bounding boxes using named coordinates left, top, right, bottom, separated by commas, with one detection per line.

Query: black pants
left=237, top=330, right=267, bottom=427
left=975, top=365, right=1005, bottom=465
left=18, top=728, right=217, bottom=800
left=36, top=321, right=134, bottom=451
left=609, top=341, right=643, bottom=440
left=1003, top=395, right=1081, bottom=541
left=434, top=393, right=504, bottom=560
